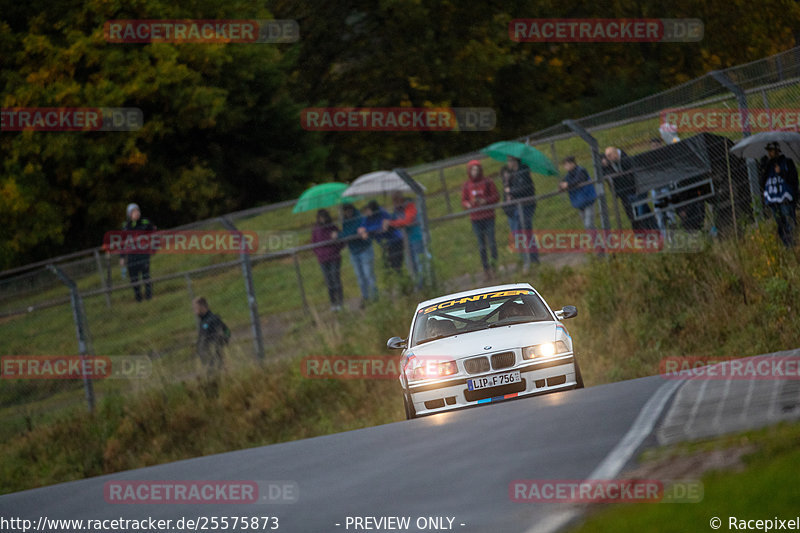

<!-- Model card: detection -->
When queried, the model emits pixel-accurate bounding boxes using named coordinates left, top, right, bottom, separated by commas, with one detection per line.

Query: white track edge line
left=523, top=378, right=685, bottom=533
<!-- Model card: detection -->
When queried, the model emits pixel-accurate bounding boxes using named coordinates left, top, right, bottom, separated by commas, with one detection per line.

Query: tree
left=0, top=0, right=325, bottom=268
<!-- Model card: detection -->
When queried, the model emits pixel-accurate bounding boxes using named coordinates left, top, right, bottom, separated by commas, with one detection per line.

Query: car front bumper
left=406, top=353, right=577, bottom=417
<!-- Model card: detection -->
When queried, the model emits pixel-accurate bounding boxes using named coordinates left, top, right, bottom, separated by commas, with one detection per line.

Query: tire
left=403, top=391, right=417, bottom=420
left=574, top=357, right=585, bottom=389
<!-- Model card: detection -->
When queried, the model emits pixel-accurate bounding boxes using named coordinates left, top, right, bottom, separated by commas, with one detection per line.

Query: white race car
left=388, top=283, right=583, bottom=419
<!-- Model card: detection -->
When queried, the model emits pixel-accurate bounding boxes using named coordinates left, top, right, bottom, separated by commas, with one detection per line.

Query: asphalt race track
left=0, top=375, right=672, bottom=533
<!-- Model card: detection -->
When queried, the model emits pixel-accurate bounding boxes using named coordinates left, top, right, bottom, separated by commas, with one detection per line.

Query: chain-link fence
left=2, top=45, right=800, bottom=436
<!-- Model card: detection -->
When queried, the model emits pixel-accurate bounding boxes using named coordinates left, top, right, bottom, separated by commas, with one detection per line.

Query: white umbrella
left=342, top=170, right=426, bottom=197
left=730, top=131, right=800, bottom=161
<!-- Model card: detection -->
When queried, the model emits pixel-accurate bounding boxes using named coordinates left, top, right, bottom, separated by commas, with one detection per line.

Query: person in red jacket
left=462, top=160, right=499, bottom=280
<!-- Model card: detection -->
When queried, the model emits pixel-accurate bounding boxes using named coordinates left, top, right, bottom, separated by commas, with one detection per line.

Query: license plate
left=467, top=371, right=521, bottom=391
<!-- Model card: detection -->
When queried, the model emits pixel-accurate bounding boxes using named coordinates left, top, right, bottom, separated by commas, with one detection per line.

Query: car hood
left=409, top=321, right=557, bottom=359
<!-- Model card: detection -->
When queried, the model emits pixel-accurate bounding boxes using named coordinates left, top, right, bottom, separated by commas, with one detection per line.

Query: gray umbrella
left=342, top=170, right=426, bottom=197
left=730, top=131, right=800, bottom=161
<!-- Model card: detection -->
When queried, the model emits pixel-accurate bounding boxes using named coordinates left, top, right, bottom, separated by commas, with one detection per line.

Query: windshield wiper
left=488, top=318, right=535, bottom=328
left=416, top=333, right=455, bottom=345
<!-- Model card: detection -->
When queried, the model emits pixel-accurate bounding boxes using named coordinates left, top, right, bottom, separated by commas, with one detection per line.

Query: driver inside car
left=426, top=317, right=457, bottom=339
left=498, top=301, right=530, bottom=321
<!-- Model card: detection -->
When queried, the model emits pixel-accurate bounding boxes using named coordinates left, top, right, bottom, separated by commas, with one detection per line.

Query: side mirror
left=555, top=305, right=578, bottom=320
left=387, top=336, right=408, bottom=349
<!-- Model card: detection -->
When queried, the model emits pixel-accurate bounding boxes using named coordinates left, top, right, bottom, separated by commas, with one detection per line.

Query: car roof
left=415, top=283, right=536, bottom=310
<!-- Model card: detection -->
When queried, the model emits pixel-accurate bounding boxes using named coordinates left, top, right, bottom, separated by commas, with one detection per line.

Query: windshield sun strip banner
left=418, top=290, right=535, bottom=315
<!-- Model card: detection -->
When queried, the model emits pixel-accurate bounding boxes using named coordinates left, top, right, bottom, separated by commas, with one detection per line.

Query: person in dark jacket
left=603, top=146, right=654, bottom=230
left=559, top=156, right=597, bottom=230
left=120, top=203, right=156, bottom=302
left=503, top=156, right=539, bottom=266
left=193, top=296, right=230, bottom=373
left=363, top=200, right=404, bottom=272
left=311, top=209, right=345, bottom=310
left=760, top=142, right=798, bottom=247
left=341, top=203, right=378, bottom=305
left=462, top=159, right=500, bottom=280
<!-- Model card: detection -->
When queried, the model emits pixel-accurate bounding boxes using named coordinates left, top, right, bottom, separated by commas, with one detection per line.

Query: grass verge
left=569, top=421, right=800, bottom=533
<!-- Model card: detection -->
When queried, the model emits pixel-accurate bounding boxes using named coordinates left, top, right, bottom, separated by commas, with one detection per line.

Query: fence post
left=47, top=264, right=95, bottom=413
left=220, top=217, right=264, bottom=361
left=710, top=70, right=762, bottom=218
left=562, top=119, right=612, bottom=232
left=395, top=168, right=436, bottom=288
left=292, top=250, right=311, bottom=316
left=516, top=201, right=530, bottom=270
left=439, top=167, right=452, bottom=213
left=185, top=273, right=201, bottom=331
left=93, top=249, right=111, bottom=308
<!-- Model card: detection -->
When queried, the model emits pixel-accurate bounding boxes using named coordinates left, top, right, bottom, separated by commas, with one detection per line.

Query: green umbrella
left=481, top=141, right=558, bottom=176
left=292, top=182, right=359, bottom=214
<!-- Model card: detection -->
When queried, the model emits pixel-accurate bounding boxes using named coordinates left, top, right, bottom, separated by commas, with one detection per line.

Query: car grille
left=491, top=351, right=515, bottom=370
left=464, top=356, right=490, bottom=374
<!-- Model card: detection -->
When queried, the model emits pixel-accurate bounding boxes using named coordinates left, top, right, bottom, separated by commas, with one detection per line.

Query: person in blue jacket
left=362, top=200, right=404, bottom=272
left=559, top=156, right=597, bottom=230
left=341, top=203, right=378, bottom=306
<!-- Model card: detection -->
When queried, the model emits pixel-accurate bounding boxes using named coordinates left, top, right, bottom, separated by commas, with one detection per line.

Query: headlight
left=438, top=360, right=458, bottom=377
left=404, top=356, right=458, bottom=381
left=522, top=341, right=569, bottom=360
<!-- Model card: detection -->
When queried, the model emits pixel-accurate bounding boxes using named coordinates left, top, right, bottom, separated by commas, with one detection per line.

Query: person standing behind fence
left=341, top=203, right=378, bottom=307
left=312, top=209, right=345, bottom=311
left=363, top=200, right=404, bottom=273
left=760, top=142, right=798, bottom=247
left=603, top=146, right=638, bottom=229
left=386, top=192, right=426, bottom=289
left=193, top=296, right=230, bottom=374
left=120, top=203, right=156, bottom=302
left=559, top=156, right=597, bottom=231
left=504, top=156, right=539, bottom=269
left=462, top=160, right=499, bottom=281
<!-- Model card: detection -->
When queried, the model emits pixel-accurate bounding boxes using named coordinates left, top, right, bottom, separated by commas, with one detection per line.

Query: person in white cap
left=120, top=203, right=157, bottom=301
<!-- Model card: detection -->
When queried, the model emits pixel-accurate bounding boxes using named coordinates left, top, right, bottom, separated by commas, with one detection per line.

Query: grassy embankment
left=1, top=219, right=799, bottom=494
left=570, top=421, right=800, bottom=533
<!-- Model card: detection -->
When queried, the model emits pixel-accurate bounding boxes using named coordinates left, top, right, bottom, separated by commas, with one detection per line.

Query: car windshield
left=411, top=289, right=552, bottom=346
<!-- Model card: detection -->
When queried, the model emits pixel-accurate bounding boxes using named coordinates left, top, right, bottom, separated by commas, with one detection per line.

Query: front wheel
left=574, top=358, right=585, bottom=389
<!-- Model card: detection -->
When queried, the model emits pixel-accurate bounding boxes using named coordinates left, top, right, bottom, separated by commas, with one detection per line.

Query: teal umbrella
left=481, top=141, right=558, bottom=176
left=292, top=183, right=359, bottom=214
